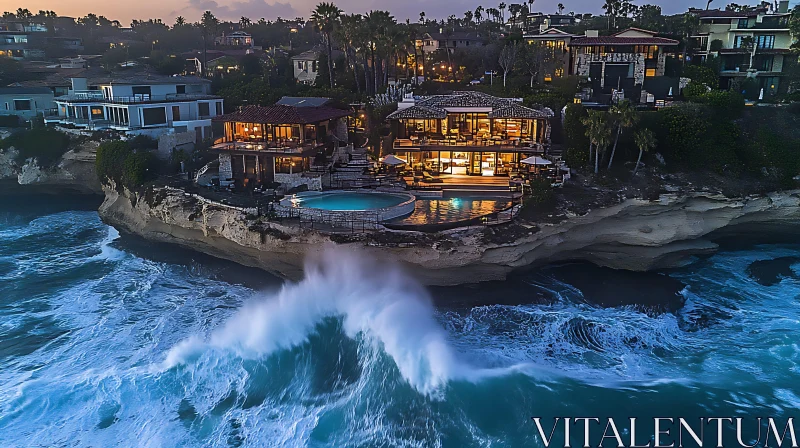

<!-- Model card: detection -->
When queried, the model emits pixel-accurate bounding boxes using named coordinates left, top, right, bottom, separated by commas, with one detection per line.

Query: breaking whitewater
left=1, top=200, right=800, bottom=447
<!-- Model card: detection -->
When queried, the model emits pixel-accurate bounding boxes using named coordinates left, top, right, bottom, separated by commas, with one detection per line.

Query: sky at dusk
left=0, top=0, right=794, bottom=26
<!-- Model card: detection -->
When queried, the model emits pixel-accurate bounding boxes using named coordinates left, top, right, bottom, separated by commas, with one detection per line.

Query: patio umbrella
left=380, top=154, right=407, bottom=166
left=520, top=156, right=552, bottom=166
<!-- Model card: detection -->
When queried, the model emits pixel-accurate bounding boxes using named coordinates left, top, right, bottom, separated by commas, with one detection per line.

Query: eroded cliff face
left=0, top=142, right=102, bottom=194
left=98, top=185, right=800, bottom=286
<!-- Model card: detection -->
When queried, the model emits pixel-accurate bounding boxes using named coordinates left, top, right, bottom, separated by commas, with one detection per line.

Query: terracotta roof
left=386, top=104, right=447, bottom=119
left=387, top=91, right=553, bottom=120
left=612, top=27, right=658, bottom=36
left=489, top=104, right=554, bottom=119
left=214, top=105, right=351, bottom=124
left=570, top=36, right=679, bottom=46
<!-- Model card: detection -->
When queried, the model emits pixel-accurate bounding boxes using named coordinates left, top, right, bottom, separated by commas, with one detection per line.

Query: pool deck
left=403, top=174, right=512, bottom=187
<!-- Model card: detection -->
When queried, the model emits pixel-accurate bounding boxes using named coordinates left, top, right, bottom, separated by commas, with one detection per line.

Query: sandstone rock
left=98, top=185, right=800, bottom=286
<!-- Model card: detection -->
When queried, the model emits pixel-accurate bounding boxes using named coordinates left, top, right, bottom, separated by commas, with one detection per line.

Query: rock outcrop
left=98, top=185, right=800, bottom=286
left=0, top=142, right=101, bottom=194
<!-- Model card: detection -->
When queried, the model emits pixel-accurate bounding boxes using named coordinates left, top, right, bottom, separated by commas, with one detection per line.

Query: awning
left=381, top=154, right=407, bottom=166
left=521, top=155, right=553, bottom=166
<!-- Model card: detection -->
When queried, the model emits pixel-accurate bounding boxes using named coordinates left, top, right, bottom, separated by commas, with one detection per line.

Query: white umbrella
left=380, top=154, right=407, bottom=166
left=521, top=155, right=552, bottom=166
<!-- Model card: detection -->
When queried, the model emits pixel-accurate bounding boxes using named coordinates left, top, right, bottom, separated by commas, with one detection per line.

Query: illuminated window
left=645, top=68, right=656, bottom=77
left=555, top=68, right=564, bottom=77
left=544, top=74, right=553, bottom=82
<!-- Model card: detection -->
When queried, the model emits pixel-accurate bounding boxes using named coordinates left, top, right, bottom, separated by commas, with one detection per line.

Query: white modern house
left=46, top=75, right=224, bottom=139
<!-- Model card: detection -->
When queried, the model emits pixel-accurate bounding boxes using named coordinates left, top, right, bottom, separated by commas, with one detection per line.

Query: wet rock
left=747, top=257, right=800, bottom=286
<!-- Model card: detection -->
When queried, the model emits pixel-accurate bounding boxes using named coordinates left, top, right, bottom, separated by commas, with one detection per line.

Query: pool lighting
left=450, top=197, right=461, bottom=206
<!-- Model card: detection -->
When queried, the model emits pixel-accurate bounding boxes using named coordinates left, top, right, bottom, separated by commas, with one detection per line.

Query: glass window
left=645, top=68, right=656, bottom=77
left=13, top=100, right=31, bottom=111
left=198, top=102, right=210, bottom=117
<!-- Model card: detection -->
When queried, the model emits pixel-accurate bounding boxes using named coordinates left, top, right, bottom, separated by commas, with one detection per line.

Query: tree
left=582, top=110, right=613, bottom=173
left=498, top=41, right=518, bottom=88
left=607, top=100, right=638, bottom=169
left=174, top=16, right=186, bottom=27
left=520, top=41, right=554, bottom=87
left=199, top=11, right=219, bottom=78
left=633, top=128, right=656, bottom=176
left=311, top=2, right=343, bottom=89
left=239, top=17, right=251, bottom=29
left=475, top=6, right=484, bottom=24
left=499, top=3, right=506, bottom=23
left=558, top=3, right=565, bottom=14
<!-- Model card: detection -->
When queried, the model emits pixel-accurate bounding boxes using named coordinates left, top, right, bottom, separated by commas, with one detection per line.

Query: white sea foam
left=164, top=248, right=480, bottom=395
left=92, top=226, right=125, bottom=261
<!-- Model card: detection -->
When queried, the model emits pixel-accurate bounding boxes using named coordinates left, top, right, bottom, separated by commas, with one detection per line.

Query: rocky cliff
left=98, top=185, right=800, bottom=286
left=0, top=142, right=102, bottom=195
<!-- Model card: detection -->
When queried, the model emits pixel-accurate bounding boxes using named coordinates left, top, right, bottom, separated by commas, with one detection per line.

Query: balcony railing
left=394, top=136, right=546, bottom=151
left=55, top=92, right=221, bottom=105
left=212, top=140, right=318, bottom=154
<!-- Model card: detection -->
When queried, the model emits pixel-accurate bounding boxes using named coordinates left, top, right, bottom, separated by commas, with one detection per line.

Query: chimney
left=71, top=77, right=88, bottom=92
left=778, top=0, right=789, bottom=13
left=585, top=30, right=599, bottom=37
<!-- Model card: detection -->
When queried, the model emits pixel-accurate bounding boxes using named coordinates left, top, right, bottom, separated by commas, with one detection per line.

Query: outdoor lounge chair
left=422, top=171, right=443, bottom=183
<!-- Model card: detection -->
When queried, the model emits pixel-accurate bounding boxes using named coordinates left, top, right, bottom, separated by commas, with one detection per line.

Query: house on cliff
left=212, top=102, right=352, bottom=189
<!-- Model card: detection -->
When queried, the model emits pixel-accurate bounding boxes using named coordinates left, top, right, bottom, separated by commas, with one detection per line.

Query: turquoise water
left=294, top=193, right=406, bottom=211
left=1, top=196, right=800, bottom=446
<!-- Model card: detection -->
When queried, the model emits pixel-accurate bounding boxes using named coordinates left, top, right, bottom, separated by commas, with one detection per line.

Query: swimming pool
left=289, top=192, right=410, bottom=211
left=278, top=191, right=417, bottom=223
left=389, top=197, right=513, bottom=226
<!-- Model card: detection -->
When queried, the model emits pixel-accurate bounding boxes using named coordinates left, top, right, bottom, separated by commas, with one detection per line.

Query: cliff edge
left=98, top=185, right=800, bottom=286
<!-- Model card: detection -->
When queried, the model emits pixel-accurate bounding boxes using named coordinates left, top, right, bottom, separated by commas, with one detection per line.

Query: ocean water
left=1, top=196, right=799, bottom=447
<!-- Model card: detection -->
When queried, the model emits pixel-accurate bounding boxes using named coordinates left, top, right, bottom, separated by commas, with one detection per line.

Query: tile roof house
left=690, top=4, right=793, bottom=96
left=387, top=92, right=554, bottom=177
left=569, top=28, right=679, bottom=97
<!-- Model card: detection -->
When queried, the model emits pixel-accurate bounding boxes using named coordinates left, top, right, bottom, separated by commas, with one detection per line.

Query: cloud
left=177, top=0, right=299, bottom=21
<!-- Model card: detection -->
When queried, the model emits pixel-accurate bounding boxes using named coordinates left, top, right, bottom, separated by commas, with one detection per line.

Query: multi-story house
left=523, top=28, right=577, bottom=83
left=420, top=31, right=485, bottom=55
left=522, top=13, right=578, bottom=34
left=212, top=102, right=351, bottom=188
left=690, top=3, right=794, bottom=95
left=0, top=31, right=45, bottom=60
left=45, top=74, right=224, bottom=139
left=387, top=91, right=553, bottom=177
left=568, top=28, right=679, bottom=97
left=215, top=31, right=254, bottom=48
left=0, top=87, right=55, bottom=121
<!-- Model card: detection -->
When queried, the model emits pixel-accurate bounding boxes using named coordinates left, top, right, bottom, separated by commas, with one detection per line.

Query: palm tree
left=239, top=16, right=251, bottom=29
left=582, top=111, right=612, bottom=174
left=311, top=2, right=343, bottom=89
left=419, top=11, right=426, bottom=24
left=475, top=6, right=484, bottom=24
left=199, top=11, right=219, bottom=78
left=607, top=100, right=638, bottom=169
left=558, top=3, right=565, bottom=14
left=464, top=10, right=474, bottom=26
left=633, top=129, right=656, bottom=176
left=174, top=16, right=185, bottom=27
left=499, top=2, right=507, bottom=23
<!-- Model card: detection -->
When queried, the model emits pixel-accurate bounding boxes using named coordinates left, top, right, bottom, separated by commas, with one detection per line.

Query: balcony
left=393, top=135, right=546, bottom=151
left=55, top=92, right=221, bottom=105
left=212, top=140, right=319, bottom=155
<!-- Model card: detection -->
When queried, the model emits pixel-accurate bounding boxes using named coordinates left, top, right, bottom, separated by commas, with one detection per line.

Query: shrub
left=1, top=128, right=71, bottom=167
left=697, top=90, right=745, bottom=119
left=0, top=115, right=22, bottom=127
left=563, top=103, right=589, bottom=169
left=96, top=140, right=156, bottom=188
left=519, top=178, right=556, bottom=221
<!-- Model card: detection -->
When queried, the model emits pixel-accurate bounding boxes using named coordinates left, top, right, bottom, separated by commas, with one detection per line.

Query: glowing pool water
left=290, top=192, right=409, bottom=211
left=279, top=191, right=417, bottom=222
